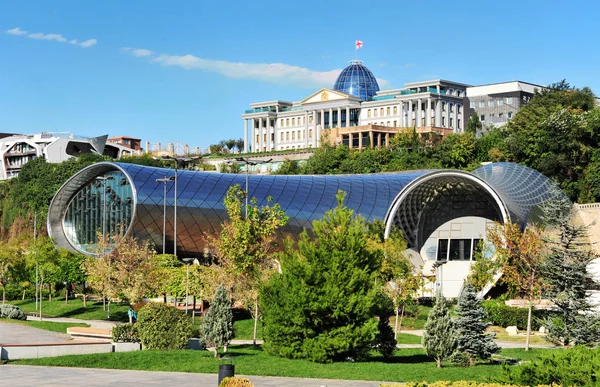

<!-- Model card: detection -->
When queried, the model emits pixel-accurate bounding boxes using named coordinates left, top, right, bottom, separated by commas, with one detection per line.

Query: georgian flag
left=355, top=40, right=363, bottom=49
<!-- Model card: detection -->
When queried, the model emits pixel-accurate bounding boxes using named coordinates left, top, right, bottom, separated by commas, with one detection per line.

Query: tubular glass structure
left=62, top=171, right=133, bottom=253
left=48, top=162, right=566, bottom=258
left=333, top=61, right=380, bottom=101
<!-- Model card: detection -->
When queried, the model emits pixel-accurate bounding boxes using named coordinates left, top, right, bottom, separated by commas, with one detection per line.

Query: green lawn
left=390, top=305, right=432, bottom=330
left=12, top=346, right=547, bottom=383
left=0, top=318, right=89, bottom=333
left=8, top=298, right=130, bottom=322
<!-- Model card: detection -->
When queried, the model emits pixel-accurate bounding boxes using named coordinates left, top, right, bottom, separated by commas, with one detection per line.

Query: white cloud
left=6, top=27, right=27, bottom=36
left=122, top=48, right=391, bottom=89
left=5, top=27, right=97, bottom=48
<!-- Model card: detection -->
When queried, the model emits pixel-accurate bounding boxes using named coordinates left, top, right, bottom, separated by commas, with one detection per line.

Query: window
left=508, top=112, right=513, bottom=119
left=442, top=117, right=446, bottom=127
left=457, top=119, right=461, bottom=129
left=298, top=130, right=301, bottom=140
left=442, top=102, right=446, bottom=111
left=437, top=239, right=449, bottom=261
left=308, top=129, right=312, bottom=138
left=488, top=100, right=494, bottom=107
left=450, top=118, right=453, bottom=127
left=450, top=103, right=454, bottom=113
left=386, top=107, right=390, bottom=116
left=374, top=109, right=378, bottom=117
left=380, top=108, right=384, bottom=116
left=449, top=239, right=472, bottom=261
left=309, top=116, right=313, bottom=124
left=367, top=109, right=371, bottom=118
left=506, top=97, right=513, bottom=104
left=480, top=115, right=485, bottom=121
left=499, top=113, right=504, bottom=119
left=292, top=131, right=295, bottom=140
left=498, top=98, right=504, bottom=105
left=479, top=101, right=485, bottom=108
left=393, top=120, right=397, bottom=127
left=292, top=118, right=295, bottom=126
left=393, top=106, right=397, bottom=115
left=286, top=132, right=289, bottom=141
left=470, top=101, right=476, bottom=108
left=286, top=118, right=290, bottom=126
left=458, top=105, right=462, bottom=114
left=280, top=132, right=283, bottom=141
left=387, top=121, right=390, bottom=126
left=280, top=119, right=284, bottom=127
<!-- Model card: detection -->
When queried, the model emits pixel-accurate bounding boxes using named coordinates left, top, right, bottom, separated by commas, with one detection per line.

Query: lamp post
left=155, top=176, right=175, bottom=255
left=154, top=156, right=201, bottom=259
left=181, top=258, right=197, bottom=315
left=96, top=175, right=114, bottom=319
left=233, top=157, right=272, bottom=219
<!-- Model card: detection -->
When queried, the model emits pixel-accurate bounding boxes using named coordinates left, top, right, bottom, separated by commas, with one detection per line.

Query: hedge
left=136, top=303, right=194, bottom=350
left=482, top=300, right=555, bottom=330
left=380, top=382, right=555, bottom=387
left=112, top=323, right=140, bottom=343
left=0, top=304, right=27, bottom=320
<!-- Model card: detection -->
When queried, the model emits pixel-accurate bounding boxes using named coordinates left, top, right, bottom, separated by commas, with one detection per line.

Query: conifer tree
left=455, top=283, right=499, bottom=366
left=540, top=197, right=600, bottom=346
left=202, top=285, right=233, bottom=358
left=422, top=293, right=457, bottom=368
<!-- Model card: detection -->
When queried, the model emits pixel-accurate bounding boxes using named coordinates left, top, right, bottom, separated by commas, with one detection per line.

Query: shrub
left=482, top=300, right=554, bottom=330
left=218, top=377, right=254, bottom=387
left=0, top=304, right=27, bottom=320
left=112, top=323, right=140, bottom=343
left=136, top=302, right=194, bottom=350
left=132, top=301, right=147, bottom=313
left=498, top=346, right=600, bottom=387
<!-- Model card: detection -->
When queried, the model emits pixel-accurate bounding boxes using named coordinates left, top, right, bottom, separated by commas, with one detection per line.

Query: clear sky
left=1, top=0, right=599, bottom=150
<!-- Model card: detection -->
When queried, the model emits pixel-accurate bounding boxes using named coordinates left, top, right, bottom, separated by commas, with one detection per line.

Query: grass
left=487, top=326, right=553, bottom=346
left=389, top=305, right=432, bottom=330
left=8, top=297, right=130, bottom=322
left=0, top=318, right=89, bottom=333
left=12, top=346, right=548, bottom=383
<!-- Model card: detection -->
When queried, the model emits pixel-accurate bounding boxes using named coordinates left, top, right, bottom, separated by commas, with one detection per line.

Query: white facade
left=0, top=132, right=136, bottom=180
left=242, top=79, right=469, bottom=153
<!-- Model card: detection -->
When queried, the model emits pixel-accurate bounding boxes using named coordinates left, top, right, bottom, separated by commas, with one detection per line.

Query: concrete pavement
left=0, top=322, right=72, bottom=345
left=1, top=365, right=389, bottom=387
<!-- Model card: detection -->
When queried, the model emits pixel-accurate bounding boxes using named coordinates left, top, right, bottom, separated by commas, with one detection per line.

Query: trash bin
left=218, top=357, right=235, bottom=385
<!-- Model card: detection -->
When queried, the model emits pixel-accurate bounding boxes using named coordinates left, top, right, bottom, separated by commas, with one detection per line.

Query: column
left=385, top=132, right=390, bottom=147
left=401, top=103, right=406, bottom=127
left=417, top=98, right=422, bottom=128
left=378, top=133, right=382, bottom=148
left=426, top=98, right=432, bottom=127
left=305, top=111, right=309, bottom=148
left=259, top=117, right=264, bottom=152
left=446, top=104, right=450, bottom=129
left=243, top=119, right=248, bottom=153
left=408, top=100, right=414, bottom=127
left=397, top=103, right=403, bottom=127
left=337, top=107, right=341, bottom=128
left=349, top=133, right=353, bottom=149
left=435, top=100, right=442, bottom=127
left=145, top=141, right=150, bottom=153
left=319, top=109, right=324, bottom=144
left=455, top=104, right=460, bottom=132
left=312, top=111, right=317, bottom=145
left=250, top=118, right=258, bottom=152
left=345, top=107, right=350, bottom=127
left=328, top=108, right=333, bottom=129
left=267, top=118, right=272, bottom=151
left=369, top=131, right=374, bottom=149
left=274, top=117, right=279, bottom=150
left=358, top=132, right=363, bottom=150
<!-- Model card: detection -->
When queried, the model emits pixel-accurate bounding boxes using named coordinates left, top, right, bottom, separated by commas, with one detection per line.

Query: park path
left=0, top=322, right=72, bottom=345
left=1, top=365, right=389, bottom=387
left=26, top=316, right=119, bottom=330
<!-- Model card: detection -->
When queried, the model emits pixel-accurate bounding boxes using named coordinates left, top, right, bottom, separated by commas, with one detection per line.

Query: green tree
left=56, top=250, right=87, bottom=304
left=422, top=293, right=457, bottom=368
left=466, top=113, right=483, bottom=135
left=29, top=237, right=60, bottom=321
left=261, top=191, right=388, bottom=363
left=0, top=241, right=23, bottom=303
left=540, top=197, right=600, bottom=346
left=210, top=185, right=288, bottom=345
left=435, top=133, right=478, bottom=170
left=486, top=222, right=544, bottom=350
left=202, top=284, right=233, bottom=358
left=454, top=283, right=499, bottom=366
left=273, top=159, right=300, bottom=175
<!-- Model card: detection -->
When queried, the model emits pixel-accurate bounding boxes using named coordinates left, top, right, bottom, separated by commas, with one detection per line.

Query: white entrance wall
left=420, top=216, right=495, bottom=299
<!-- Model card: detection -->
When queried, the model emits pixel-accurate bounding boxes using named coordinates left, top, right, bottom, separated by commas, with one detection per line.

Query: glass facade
left=48, top=162, right=567, bottom=258
left=333, top=61, right=380, bottom=101
left=63, top=171, right=133, bottom=253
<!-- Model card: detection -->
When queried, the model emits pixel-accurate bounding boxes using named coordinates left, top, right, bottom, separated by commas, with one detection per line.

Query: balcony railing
left=244, top=107, right=277, bottom=114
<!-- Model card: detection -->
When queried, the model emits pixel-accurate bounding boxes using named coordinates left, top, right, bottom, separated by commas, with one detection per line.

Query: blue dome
left=333, top=60, right=380, bottom=101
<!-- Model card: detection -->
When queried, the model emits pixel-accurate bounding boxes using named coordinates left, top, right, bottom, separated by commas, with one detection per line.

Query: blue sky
left=1, top=0, right=599, bottom=149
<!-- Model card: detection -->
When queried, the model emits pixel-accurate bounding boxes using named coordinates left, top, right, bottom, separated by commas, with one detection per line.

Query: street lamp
left=155, top=176, right=175, bottom=255
left=233, top=157, right=272, bottom=219
left=181, top=258, right=198, bottom=315
left=153, top=156, right=201, bottom=259
left=96, top=175, right=114, bottom=319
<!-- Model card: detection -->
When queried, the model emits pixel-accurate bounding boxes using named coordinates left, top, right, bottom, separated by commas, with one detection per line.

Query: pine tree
left=422, top=293, right=458, bottom=368
left=540, top=197, right=600, bottom=346
left=455, top=283, right=499, bottom=366
left=202, top=285, right=233, bottom=358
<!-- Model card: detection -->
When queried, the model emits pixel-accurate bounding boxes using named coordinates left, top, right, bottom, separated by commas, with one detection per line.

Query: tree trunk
left=49, top=283, right=52, bottom=302
left=525, top=300, right=533, bottom=351
left=469, top=354, right=475, bottom=367
left=398, top=304, right=405, bottom=333
left=2, top=285, right=5, bottom=304
left=83, top=294, right=87, bottom=308
left=163, top=293, right=167, bottom=304
left=22, top=288, right=25, bottom=300
left=39, top=276, right=44, bottom=321
left=224, top=343, right=228, bottom=353
left=436, top=356, right=441, bottom=368
left=394, top=304, right=399, bottom=340
left=253, top=297, right=259, bottom=345
left=65, top=285, right=68, bottom=304
left=103, top=295, right=106, bottom=311
left=192, top=296, right=196, bottom=325
left=211, top=347, right=218, bottom=358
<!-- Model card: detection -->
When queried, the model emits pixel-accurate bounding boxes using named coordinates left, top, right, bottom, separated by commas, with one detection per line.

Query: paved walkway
left=1, top=365, right=388, bottom=387
left=0, top=322, right=72, bottom=345
left=26, top=316, right=119, bottom=330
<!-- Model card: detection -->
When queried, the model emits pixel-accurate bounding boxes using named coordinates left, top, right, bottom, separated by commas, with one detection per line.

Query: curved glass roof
left=49, top=162, right=566, bottom=257
left=333, top=61, right=380, bottom=101
left=472, top=162, right=567, bottom=224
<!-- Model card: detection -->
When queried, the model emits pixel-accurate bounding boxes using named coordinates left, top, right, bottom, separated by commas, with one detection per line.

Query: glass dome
left=333, top=60, right=380, bottom=101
